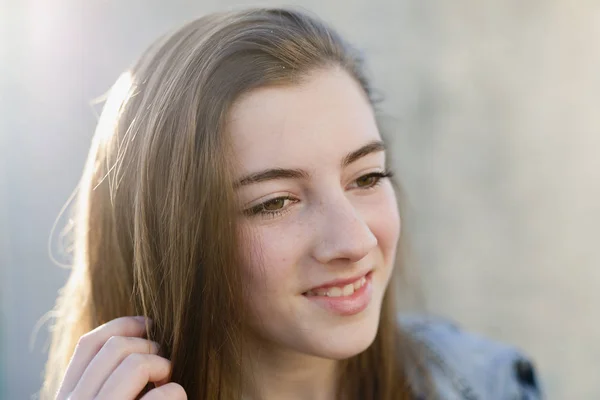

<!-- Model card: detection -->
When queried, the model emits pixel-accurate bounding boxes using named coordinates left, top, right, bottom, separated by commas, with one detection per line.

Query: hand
left=55, top=316, right=187, bottom=400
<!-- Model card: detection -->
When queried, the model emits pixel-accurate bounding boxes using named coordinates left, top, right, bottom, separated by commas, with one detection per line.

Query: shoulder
left=398, top=314, right=543, bottom=400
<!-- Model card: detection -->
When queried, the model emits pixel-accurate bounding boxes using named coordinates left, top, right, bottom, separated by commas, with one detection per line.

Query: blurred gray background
left=2, top=0, right=599, bottom=399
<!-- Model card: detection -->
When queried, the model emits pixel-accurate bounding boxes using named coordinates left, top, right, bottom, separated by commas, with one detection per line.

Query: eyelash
left=244, top=170, right=394, bottom=219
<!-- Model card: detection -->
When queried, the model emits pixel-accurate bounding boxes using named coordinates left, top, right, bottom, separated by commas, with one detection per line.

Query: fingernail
left=133, top=315, right=152, bottom=324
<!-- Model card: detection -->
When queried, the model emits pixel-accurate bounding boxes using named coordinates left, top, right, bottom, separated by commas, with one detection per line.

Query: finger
left=56, top=316, right=150, bottom=400
left=70, top=336, right=159, bottom=398
left=140, top=383, right=188, bottom=400
left=95, top=353, right=171, bottom=399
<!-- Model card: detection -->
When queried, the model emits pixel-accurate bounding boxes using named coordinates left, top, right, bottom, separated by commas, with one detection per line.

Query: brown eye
left=356, top=174, right=377, bottom=188
left=263, top=198, right=285, bottom=211
left=351, top=171, right=393, bottom=190
left=244, top=195, right=297, bottom=218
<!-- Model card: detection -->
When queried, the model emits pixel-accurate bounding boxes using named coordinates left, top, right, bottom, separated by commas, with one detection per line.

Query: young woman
left=42, top=8, right=542, bottom=400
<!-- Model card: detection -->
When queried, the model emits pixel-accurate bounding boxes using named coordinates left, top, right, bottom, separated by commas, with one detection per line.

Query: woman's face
left=229, top=67, right=400, bottom=360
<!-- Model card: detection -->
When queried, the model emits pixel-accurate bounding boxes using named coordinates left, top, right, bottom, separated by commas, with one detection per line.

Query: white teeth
left=342, top=284, right=354, bottom=296
left=305, top=274, right=369, bottom=298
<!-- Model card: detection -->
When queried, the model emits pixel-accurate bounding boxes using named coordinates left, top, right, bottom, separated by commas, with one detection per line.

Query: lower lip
left=303, top=272, right=373, bottom=316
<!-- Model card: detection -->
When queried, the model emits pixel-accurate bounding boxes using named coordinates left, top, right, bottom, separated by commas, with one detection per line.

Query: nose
left=311, top=196, right=378, bottom=265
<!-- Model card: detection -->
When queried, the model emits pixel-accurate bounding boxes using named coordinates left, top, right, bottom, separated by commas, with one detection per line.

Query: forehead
left=227, top=67, right=382, bottom=172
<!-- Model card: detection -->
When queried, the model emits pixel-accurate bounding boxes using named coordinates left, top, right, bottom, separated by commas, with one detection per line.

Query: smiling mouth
left=303, top=272, right=371, bottom=298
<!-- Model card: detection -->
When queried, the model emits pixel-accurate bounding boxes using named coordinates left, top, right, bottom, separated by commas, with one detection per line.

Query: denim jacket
left=399, top=315, right=543, bottom=400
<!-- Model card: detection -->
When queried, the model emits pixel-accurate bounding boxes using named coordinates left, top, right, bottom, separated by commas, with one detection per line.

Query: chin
left=305, top=305, right=382, bottom=360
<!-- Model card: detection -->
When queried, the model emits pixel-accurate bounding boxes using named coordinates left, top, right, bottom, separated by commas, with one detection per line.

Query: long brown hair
left=42, top=8, right=429, bottom=400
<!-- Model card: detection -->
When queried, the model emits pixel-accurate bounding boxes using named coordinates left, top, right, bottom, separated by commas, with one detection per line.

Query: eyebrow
left=341, top=140, right=386, bottom=167
left=235, top=140, right=386, bottom=188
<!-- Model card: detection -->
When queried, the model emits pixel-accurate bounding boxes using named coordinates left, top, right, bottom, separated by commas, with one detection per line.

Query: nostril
left=513, top=358, right=538, bottom=390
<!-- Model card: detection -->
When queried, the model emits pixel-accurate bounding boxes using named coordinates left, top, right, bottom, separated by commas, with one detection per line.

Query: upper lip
left=304, top=270, right=372, bottom=293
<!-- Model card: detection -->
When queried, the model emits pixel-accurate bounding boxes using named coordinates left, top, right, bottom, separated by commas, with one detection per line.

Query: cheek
left=370, top=186, right=401, bottom=263
left=238, top=225, right=302, bottom=296
left=238, top=225, right=309, bottom=330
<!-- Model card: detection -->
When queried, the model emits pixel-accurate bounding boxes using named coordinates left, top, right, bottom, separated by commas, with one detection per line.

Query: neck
left=241, top=337, right=340, bottom=400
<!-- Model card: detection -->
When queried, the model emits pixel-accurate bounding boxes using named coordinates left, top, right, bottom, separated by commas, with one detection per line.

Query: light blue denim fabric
left=399, top=314, right=543, bottom=400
